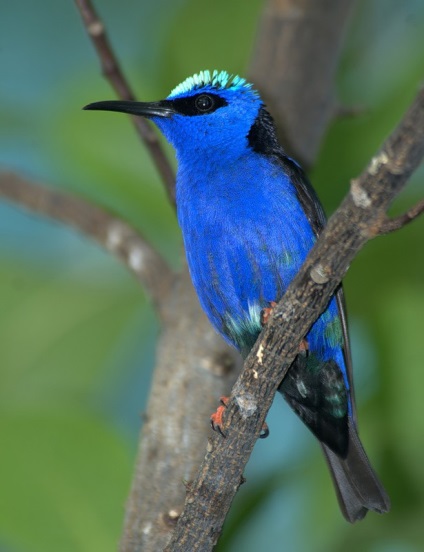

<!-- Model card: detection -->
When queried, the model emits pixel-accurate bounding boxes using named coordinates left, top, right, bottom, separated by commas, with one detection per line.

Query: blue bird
left=84, top=70, right=390, bottom=522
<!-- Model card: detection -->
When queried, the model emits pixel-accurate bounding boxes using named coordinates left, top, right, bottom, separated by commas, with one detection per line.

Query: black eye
left=195, top=94, right=214, bottom=112
left=169, top=93, right=227, bottom=116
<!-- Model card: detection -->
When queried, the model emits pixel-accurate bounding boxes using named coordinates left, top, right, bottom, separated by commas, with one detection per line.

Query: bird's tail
left=321, top=422, right=390, bottom=522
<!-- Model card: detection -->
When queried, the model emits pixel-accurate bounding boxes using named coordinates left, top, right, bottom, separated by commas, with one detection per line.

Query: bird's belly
left=182, top=212, right=314, bottom=352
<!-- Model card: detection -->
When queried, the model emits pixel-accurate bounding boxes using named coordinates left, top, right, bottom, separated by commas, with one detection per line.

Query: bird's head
left=84, top=70, right=271, bottom=164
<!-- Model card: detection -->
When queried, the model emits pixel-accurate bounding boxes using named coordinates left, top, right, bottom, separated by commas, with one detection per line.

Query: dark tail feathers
left=321, top=422, right=390, bottom=522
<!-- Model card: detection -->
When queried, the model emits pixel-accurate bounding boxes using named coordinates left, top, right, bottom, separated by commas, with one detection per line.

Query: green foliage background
left=1, top=1, right=423, bottom=551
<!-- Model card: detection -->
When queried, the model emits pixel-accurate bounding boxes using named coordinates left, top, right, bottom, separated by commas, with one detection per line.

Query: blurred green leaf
left=381, top=285, right=424, bottom=485
left=0, top=411, right=131, bottom=552
left=0, top=261, right=145, bottom=412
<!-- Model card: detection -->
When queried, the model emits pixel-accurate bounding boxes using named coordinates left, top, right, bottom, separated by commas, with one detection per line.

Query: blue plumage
left=84, top=70, right=390, bottom=522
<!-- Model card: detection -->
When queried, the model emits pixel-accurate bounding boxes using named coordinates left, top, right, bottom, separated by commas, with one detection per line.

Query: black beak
left=83, top=100, right=174, bottom=118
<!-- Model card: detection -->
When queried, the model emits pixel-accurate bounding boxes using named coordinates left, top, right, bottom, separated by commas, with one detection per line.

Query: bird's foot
left=210, top=396, right=270, bottom=439
left=260, top=301, right=278, bottom=326
left=298, top=338, right=309, bottom=356
left=259, top=422, right=270, bottom=439
left=210, top=396, right=229, bottom=437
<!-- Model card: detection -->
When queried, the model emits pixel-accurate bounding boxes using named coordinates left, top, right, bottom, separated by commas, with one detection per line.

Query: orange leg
left=210, top=396, right=230, bottom=437
left=298, top=338, right=309, bottom=354
left=260, top=301, right=278, bottom=326
left=210, top=396, right=270, bottom=439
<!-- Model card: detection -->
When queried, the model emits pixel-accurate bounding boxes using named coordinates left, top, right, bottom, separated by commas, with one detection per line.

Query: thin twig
left=74, top=0, right=176, bottom=206
left=375, top=198, right=424, bottom=235
left=164, top=87, right=424, bottom=552
left=0, top=172, right=173, bottom=311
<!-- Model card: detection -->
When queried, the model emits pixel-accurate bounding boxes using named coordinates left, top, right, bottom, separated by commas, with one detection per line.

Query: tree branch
left=249, top=0, right=355, bottom=166
left=373, top=198, right=424, bottom=235
left=0, top=172, right=173, bottom=311
left=164, top=87, right=424, bottom=552
left=74, top=0, right=176, bottom=206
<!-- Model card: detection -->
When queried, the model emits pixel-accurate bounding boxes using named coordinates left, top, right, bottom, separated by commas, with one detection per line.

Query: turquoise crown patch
left=168, top=70, right=256, bottom=98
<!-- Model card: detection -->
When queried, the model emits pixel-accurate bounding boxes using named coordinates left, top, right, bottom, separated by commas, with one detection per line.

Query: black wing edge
left=282, top=156, right=356, bottom=422
left=282, top=156, right=327, bottom=234
left=249, top=107, right=354, bottom=415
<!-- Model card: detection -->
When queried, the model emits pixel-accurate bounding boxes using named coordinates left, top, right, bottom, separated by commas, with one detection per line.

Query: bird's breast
left=176, top=157, right=316, bottom=350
